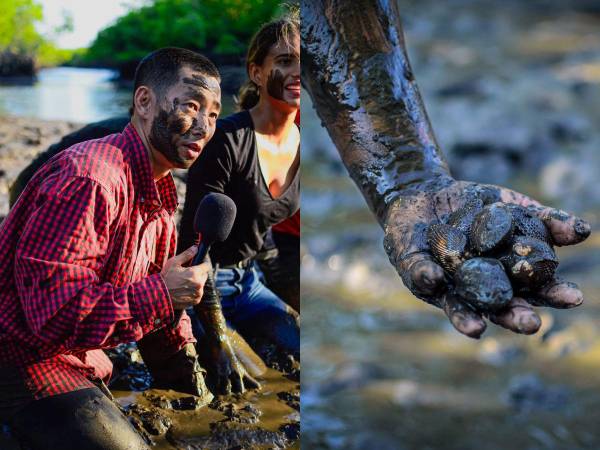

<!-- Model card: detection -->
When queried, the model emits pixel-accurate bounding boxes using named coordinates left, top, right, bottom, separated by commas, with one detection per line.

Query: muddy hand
left=161, top=245, right=210, bottom=310
left=209, top=337, right=261, bottom=396
left=383, top=178, right=591, bottom=338
left=200, top=305, right=261, bottom=395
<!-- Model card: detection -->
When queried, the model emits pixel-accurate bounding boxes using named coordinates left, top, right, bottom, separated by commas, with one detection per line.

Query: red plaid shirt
left=0, top=123, right=193, bottom=399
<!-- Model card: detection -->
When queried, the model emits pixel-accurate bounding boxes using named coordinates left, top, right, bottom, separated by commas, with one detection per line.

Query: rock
left=127, top=404, right=172, bottom=435
left=210, top=400, right=262, bottom=424
left=171, top=396, right=207, bottom=411
left=142, top=392, right=172, bottom=410
left=166, top=422, right=288, bottom=450
left=503, top=374, right=570, bottom=412
left=279, top=422, right=300, bottom=441
left=277, top=390, right=300, bottom=411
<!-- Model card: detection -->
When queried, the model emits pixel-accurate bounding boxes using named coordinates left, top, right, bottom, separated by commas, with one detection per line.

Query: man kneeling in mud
left=0, top=47, right=223, bottom=449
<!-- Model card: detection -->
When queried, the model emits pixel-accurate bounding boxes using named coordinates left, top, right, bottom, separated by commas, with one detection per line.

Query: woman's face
left=252, top=33, right=300, bottom=111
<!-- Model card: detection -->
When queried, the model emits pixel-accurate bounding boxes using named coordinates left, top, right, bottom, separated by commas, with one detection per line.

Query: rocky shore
left=0, top=115, right=80, bottom=220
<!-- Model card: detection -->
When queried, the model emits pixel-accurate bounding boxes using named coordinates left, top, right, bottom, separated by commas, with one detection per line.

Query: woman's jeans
left=191, top=265, right=299, bottom=358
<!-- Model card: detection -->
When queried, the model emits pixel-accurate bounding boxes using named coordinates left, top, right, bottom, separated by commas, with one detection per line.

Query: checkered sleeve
left=13, top=174, right=174, bottom=356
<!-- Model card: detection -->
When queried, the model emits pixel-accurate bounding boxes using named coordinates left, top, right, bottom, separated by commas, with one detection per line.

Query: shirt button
left=154, top=318, right=161, bottom=325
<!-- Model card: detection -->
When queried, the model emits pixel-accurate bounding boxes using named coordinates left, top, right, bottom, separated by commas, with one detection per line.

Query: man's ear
left=132, top=86, right=154, bottom=119
left=248, top=63, right=262, bottom=87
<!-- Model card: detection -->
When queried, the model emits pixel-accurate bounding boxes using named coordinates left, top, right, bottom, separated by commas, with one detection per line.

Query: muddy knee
left=10, top=387, right=149, bottom=450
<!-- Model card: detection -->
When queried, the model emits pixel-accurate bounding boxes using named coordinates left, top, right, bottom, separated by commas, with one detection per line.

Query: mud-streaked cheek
left=266, top=69, right=286, bottom=101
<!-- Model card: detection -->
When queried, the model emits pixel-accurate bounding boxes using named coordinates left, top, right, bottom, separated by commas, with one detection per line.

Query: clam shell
left=427, top=223, right=468, bottom=274
left=454, top=257, right=513, bottom=311
left=469, top=203, right=513, bottom=254
left=447, top=198, right=484, bottom=234
left=506, top=204, right=551, bottom=243
left=499, top=236, right=558, bottom=289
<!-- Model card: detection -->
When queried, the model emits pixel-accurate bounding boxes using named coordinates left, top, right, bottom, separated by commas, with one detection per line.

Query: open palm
left=383, top=176, right=591, bottom=338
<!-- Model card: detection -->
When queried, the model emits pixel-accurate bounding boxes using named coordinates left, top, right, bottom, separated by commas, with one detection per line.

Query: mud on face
left=266, top=69, right=286, bottom=102
left=149, top=97, right=197, bottom=167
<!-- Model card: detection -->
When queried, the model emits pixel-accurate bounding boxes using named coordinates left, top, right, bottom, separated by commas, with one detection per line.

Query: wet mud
left=115, top=365, right=299, bottom=449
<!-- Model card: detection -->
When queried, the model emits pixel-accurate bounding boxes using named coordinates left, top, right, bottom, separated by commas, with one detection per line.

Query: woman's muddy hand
left=383, top=178, right=591, bottom=339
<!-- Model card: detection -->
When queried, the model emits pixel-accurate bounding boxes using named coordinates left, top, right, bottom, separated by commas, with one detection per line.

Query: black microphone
left=191, top=193, right=237, bottom=265
left=172, top=193, right=236, bottom=327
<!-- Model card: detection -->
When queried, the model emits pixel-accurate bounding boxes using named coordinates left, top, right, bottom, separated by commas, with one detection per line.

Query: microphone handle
left=172, top=241, right=212, bottom=328
left=191, top=241, right=211, bottom=266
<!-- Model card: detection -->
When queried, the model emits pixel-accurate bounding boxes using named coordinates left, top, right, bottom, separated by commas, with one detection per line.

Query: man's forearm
left=194, top=268, right=227, bottom=341
left=301, top=0, right=450, bottom=223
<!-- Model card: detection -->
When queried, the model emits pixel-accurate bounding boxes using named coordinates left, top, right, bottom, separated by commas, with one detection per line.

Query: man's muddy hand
left=161, top=245, right=210, bottom=310
left=208, top=336, right=261, bottom=395
left=383, top=177, right=591, bottom=339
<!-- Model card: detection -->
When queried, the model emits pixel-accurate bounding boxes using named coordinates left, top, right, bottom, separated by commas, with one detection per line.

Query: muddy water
left=113, top=369, right=299, bottom=449
left=301, top=1, right=600, bottom=448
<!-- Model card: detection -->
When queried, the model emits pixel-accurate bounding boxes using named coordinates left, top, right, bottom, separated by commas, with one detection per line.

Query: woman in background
left=179, top=11, right=300, bottom=358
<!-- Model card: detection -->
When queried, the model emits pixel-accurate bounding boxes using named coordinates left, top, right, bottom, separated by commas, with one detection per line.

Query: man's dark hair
left=131, top=47, right=220, bottom=114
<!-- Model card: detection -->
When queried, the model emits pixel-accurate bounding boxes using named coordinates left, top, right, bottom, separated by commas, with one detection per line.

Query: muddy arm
left=302, top=0, right=590, bottom=338
left=301, top=0, right=450, bottom=223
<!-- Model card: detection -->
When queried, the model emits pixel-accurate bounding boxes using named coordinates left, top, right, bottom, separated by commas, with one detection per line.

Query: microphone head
left=193, top=193, right=237, bottom=244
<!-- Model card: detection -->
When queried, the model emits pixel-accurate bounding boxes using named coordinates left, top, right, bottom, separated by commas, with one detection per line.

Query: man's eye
left=185, top=103, right=198, bottom=112
left=209, top=112, right=218, bottom=119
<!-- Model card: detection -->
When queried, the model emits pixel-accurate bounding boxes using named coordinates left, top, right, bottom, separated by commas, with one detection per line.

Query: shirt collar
left=123, top=123, right=178, bottom=214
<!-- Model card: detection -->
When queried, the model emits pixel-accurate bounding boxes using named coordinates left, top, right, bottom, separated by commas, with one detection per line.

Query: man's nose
left=191, top=113, right=209, bottom=138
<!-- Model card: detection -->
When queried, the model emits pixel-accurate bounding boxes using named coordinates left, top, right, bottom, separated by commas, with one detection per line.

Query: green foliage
left=84, top=0, right=284, bottom=68
left=38, top=43, right=85, bottom=67
left=0, top=0, right=44, bottom=54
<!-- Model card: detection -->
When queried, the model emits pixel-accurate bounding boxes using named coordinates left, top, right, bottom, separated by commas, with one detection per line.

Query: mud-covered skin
left=301, top=0, right=449, bottom=221
left=196, top=267, right=261, bottom=396
left=383, top=178, right=589, bottom=337
left=149, top=72, right=220, bottom=169
left=302, top=0, right=591, bottom=338
left=198, top=307, right=261, bottom=396
left=266, top=69, right=286, bottom=101
left=149, top=97, right=205, bottom=168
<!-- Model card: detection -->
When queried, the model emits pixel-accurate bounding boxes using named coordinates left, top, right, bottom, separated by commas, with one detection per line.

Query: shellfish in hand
left=383, top=177, right=591, bottom=339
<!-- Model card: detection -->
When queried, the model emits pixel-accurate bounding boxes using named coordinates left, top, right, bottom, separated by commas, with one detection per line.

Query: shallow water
left=0, top=66, right=237, bottom=123
left=0, top=67, right=130, bottom=122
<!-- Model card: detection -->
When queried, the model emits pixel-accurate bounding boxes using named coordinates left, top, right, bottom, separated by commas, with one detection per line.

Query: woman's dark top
left=178, top=110, right=299, bottom=266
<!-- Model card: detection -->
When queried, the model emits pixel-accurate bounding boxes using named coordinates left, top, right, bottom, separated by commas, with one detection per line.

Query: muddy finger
left=401, top=252, right=446, bottom=298
left=531, top=207, right=590, bottom=246
left=231, top=375, right=244, bottom=394
left=533, top=278, right=585, bottom=309
left=442, top=292, right=487, bottom=339
left=243, top=373, right=261, bottom=391
left=488, top=297, right=541, bottom=335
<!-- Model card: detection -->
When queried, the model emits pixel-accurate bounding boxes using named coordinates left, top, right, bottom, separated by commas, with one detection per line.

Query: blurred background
left=301, top=0, right=600, bottom=449
left=0, top=1, right=300, bottom=448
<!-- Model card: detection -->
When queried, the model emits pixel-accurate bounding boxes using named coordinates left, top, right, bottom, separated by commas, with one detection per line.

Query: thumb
left=173, top=245, right=198, bottom=266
